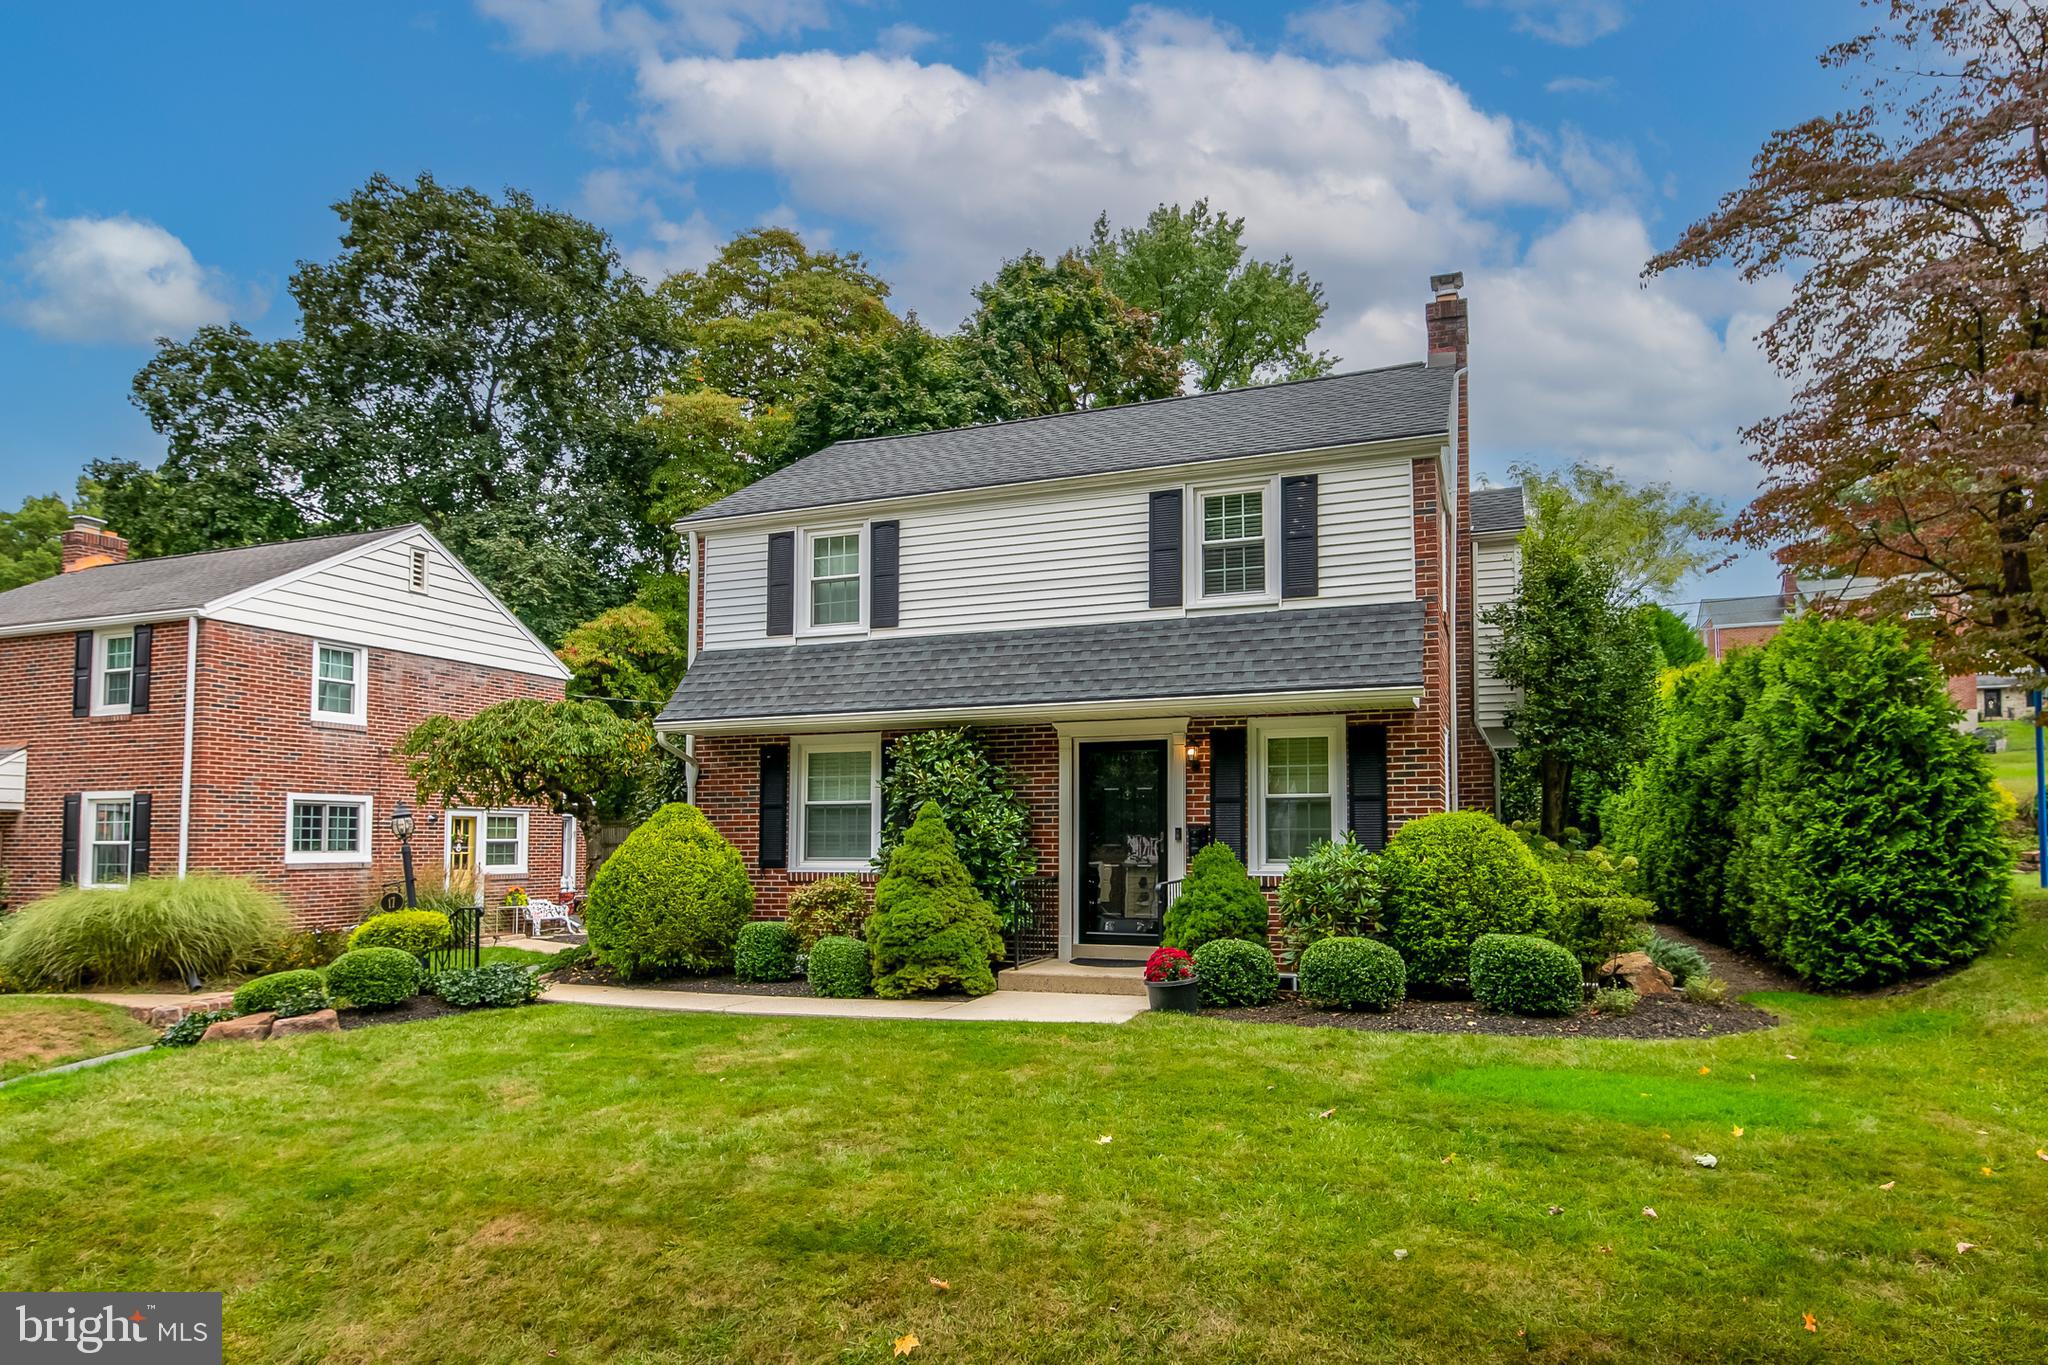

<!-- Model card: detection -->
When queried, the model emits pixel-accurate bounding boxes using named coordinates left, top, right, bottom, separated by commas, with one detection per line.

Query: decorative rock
left=1596, top=952, right=1676, bottom=997
left=269, top=1009, right=340, bottom=1037
left=200, top=1011, right=276, bottom=1042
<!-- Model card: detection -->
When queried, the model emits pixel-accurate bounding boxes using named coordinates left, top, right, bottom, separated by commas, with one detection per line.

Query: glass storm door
left=1078, top=741, right=1168, bottom=945
left=449, top=815, right=476, bottom=874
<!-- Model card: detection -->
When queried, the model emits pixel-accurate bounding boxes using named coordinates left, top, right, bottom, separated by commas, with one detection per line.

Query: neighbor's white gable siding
left=208, top=531, right=568, bottom=679
left=1473, top=535, right=1521, bottom=736
left=697, top=446, right=1418, bottom=649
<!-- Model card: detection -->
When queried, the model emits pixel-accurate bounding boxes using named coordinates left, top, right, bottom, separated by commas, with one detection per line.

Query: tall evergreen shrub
left=866, top=802, right=1005, bottom=998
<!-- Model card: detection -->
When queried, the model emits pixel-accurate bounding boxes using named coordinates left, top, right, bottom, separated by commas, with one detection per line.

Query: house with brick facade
left=656, top=274, right=1524, bottom=962
left=0, top=519, right=574, bottom=927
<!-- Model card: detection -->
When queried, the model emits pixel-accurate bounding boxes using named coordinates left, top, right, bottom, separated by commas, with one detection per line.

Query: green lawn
left=3, top=907, right=2046, bottom=1363
left=1981, top=718, right=2037, bottom=803
left=0, top=996, right=156, bottom=1081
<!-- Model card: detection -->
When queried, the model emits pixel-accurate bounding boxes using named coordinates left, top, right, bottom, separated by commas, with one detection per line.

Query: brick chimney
left=60, top=515, right=129, bottom=573
left=1426, top=271, right=1468, bottom=368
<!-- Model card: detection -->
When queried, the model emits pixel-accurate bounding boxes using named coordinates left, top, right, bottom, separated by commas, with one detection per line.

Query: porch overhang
left=663, top=686, right=1423, bottom=736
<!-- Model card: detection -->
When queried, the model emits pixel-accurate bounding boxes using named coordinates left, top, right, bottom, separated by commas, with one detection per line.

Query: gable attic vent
left=409, top=547, right=430, bottom=594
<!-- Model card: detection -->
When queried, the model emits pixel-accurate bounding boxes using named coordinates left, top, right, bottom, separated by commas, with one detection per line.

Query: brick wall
left=1704, top=622, right=1783, bottom=661
left=1, top=618, right=567, bottom=929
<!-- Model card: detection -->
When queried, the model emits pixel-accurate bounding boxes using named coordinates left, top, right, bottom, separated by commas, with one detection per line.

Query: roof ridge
left=69, top=522, right=419, bottom=573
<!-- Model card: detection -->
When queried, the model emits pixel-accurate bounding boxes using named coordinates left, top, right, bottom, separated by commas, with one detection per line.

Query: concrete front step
left=1000, top=960, right=1148, bottom=998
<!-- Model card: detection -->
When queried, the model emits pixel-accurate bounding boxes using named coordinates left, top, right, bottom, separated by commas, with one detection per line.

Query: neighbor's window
left=809, top=531, right=862, bottom=628
left=1259, top=728, right=1337, bottom=867
left=797, top=739, right=878, bottom=867
left=97, top=631, right=135, bottom=712
left=288, top=798, right=368, bottom=863
left=483, top=813, right=526, bottom=870
left=1201, top=489, right=1267, bottom=597
left=84, top=795, right=134, bottom=887
left=313, top=643, right=365, bottom=722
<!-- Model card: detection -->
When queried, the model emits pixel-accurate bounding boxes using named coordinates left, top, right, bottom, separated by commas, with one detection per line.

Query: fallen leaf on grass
left=1318, top=1108, right=1336, bottom=1119
left=1546, top=1205, right=1563, bottom=1216
left=2037, top=1149, right=2048, bottom=1162
left=1803, top=1313, right=1817, bottom=1333
left=1597, top=1245, right=1613, bottom=1255
left=894, top=1334, right=920, bottom=1357
left=1981, top=1166, right=1994, bottom=1177
left=1441, top=1154, right=1457, bottom=1164
left=1956, top=1242, right=1977, bottom=1255
left=1097, top=1135, right=1113, bottom=1145
left=1393, top=1249, right=1409, bottom=1260
left=1732, top=1126, right=1744, bottom=1139
left=928, top=1278, right=950, bottom=1291
left=1879, top=1181, right=1896, bottom=1191
left=1698, top=1066, right=1711, bottom=1075
left=1642, top=1207, right=1658, bottom=1220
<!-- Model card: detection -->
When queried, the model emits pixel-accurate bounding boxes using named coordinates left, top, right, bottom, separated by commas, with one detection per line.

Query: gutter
left=177, top=615, right=198, bottom=874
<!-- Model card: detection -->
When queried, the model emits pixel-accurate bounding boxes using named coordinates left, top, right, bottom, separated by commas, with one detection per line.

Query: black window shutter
left=1148, top=489, right=1183, bottom=608
left=1211, top=728, right=1247, bottom=861
left=766, top=532, right=795, bottom=637
left=759, top=745, right=789, bottom=869
left=870, top=520, right=900, bottom=628
left=1347, top=724, right=1389, bottom=852
left=1281, top=474, right=1319, bottom=599
left=60, top=793, right=81, bottom=885
left=72, top=632, right=92, bottom=717
left=131, top=624, right=154, bottom=714
left=130, top=793, right=154, bottom=877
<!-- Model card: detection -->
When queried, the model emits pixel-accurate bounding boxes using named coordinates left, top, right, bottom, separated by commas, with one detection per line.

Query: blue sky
left=1, top=0, right=1863, bottom=602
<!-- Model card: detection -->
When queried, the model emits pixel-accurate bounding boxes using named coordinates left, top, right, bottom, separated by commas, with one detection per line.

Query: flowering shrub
left=1144, top=946, right=1195, bottom=983
left=503, top=886, right=530, bottom=907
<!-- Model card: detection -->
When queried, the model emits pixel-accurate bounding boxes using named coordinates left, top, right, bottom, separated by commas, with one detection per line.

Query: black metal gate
left=423, top=905, right=483, bottom=975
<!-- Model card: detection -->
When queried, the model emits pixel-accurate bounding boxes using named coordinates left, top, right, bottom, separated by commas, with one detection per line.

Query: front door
left=449, top=815, right=476, bottom=882
left=1078, top=740, right=1168, bottom=945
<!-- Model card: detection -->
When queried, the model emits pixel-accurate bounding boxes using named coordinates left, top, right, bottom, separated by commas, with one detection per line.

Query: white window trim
left=479, top=809, right=531, bottom=876
left=90, top=628, right=136, bottom=717
left=1186, top=476, right=1281, bottom=608
left=80, top=789, right=136, bottom=888
left=445, top=807, right=529, bottom=877
left=309, top=641, right=368, bottom=726
left=409, top=546, right=431, bottom=594
left=791, top=732, right=883, bottom=872
left=284, top=792, right=374, bottom=867
left=1247, top=716, right=1347, bottom=876
left=798, top=524, right=868, bottom=638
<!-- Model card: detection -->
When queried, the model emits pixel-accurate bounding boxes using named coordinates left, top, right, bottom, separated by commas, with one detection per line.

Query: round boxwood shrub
left=324, top=947, right=423, bottom=1009
left=1192, top=937, right=1279, bottom=1008
left=734, top=921, right=797, bottom=982
left=0, top=874, right=288, bottom=989
left=1468, top=933, right=1583, bottom=1017
left=1379, top=812, right=1556, bottom=988
left=232, top=969, right=331, bottom=1017
left=867, top=802, right=1005, bottom=998
left=1296, top=936, right=1405, bottom=1011
left=584, top=803, right=753, bottom=978
left=347, top=909, right=452, bottom=958
left=807, top=935, right=872, bottom=998
left=1276, top=832, right=1386, bottom=963
left=1162, top=842, right=1269, bottom=952
left=785, top=877, right=870, bottom=949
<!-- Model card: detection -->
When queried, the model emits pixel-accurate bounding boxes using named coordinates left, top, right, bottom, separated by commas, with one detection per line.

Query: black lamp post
left=391, top=800, right=418, bottom=909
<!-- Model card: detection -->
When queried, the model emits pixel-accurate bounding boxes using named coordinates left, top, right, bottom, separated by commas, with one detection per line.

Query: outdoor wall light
left=1185, top=739, right=1203, bottom=774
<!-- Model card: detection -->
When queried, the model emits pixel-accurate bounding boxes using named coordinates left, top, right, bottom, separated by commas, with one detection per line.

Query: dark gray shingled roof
left=1469, top=486, right=1526, bottom=535
left=685, top=363, right=1458, bottom=525
left=0, top=527, right=405, bottom=631
left=658, top=601, right=1425, bottom=726
left=1696, top=593, right=1792, bottom=629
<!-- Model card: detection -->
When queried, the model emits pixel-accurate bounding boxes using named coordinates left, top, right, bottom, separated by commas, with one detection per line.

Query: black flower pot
left=1147, top=976, right=1201, bottom=1013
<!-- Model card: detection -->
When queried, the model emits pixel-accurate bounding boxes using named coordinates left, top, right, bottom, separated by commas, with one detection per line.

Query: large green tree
left=0, top=486, right=98, bottom=591
left=787, top=320, right=1008, bottom=459
left=1517, top=461, right=1723, bottom=604
left=963, top=250, right=1181, bottom=415
left=111, top=173, right=680, bottom=642
left=1087, top=200, right=1333, bottom=389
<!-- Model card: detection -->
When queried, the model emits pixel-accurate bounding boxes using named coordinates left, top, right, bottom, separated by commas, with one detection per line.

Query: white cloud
left=1544, top=74, right=1614, bottom=94
left=876, top=23, right=937, bottom=57
left=1472, top=0, right=1630, bottom=46
left=1285, top=1, right=1406, bottom=59
left=10, top=212, right=243, bottom=345
left=478, top=0, right=830, bottom=58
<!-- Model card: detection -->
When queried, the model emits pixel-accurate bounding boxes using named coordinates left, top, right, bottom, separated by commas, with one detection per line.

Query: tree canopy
left=1517, top=461, right=1722, bottom=604
left=1648, top=1, right=2048, bottom=675
left=0, top=487, right=96, bottom=591
left=963, top=250, right=1182, bottom=415
left=1087, top=200, right=1333, bottom=389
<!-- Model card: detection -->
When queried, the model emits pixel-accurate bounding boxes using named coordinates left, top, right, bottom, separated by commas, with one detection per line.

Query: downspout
left=177, top=615, right=198, bottom=874
left=1444, top=367, right=1467, bottom=811
left=684, top=527, right=699, bottom=806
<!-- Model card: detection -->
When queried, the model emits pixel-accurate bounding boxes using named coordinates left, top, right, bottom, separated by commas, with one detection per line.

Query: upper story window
left=1192, top=480, right=1277, bottom=605
left=312, top=642, right=367, bottom=725
left=92, top=630, right=135, bottom=715
left=805, top=528, right=864, bottom=633
left=793, top=735, right=881, bottom=870
left=1249, top=717, right=1345, bottom=874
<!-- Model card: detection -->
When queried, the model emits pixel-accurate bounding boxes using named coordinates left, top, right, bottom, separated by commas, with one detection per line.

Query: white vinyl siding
left=702, top=531, right=772, bottom=650
left=1473, top=536, right=1522, bottom=738
left=209, top=532, right=565, bottom=680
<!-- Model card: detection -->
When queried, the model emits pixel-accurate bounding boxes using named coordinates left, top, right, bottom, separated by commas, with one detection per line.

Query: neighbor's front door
left=1078, top=740, right=1168, bottom=945
left=449, top=815, right=476, bottom=876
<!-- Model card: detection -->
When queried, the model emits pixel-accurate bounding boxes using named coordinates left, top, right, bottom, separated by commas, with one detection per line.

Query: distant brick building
left=0, top=519, right=574, bottom=927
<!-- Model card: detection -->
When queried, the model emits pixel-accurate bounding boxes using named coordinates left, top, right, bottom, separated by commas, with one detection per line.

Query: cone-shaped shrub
left=866, top=801, right=1005, bottom=998
left=1162, top=842, right=1269, bottom=951
left=584, top=803, right=752, bottom=978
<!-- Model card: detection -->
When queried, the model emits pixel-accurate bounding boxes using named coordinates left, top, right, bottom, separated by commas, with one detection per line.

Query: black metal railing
left=423, top=905, right=483, bottom=975
left=1005, top=876, right=1060, bottom=967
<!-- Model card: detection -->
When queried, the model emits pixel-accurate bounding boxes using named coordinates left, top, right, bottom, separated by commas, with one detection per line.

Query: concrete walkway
left=546, top=982, right=1148, bottom=1024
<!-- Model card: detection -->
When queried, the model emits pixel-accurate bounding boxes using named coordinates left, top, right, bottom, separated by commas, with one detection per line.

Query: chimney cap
left=1430, top=271, right=1464, bottom=297
left=69, top=514, right=109, bottom=532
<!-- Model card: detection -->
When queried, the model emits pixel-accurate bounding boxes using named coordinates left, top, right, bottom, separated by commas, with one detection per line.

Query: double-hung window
left=1191, top=480, right=1277, bottom=604
left=83, top=794, right=134, bottom=887
left=286, top=795, right=372, bottom=865
left=793, top=735, right=880, bottom=870
left=482, top=812, right=527, bottom=872
left=93, top=631, right=135, bottom=715
left=312, top=642, right=367, bottom=724
left=805, top=529, right=864, bottom=631
left=1250, top=718, right=1345, bottom=873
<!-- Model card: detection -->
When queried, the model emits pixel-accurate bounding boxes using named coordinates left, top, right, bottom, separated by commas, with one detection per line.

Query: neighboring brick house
left=0, top=520, right=575, bottom=927
left=658, top=274, right=1523, bottom=962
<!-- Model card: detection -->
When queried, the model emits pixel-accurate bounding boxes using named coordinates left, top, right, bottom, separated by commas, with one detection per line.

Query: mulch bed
left=545, top=960, right=816, bottom=997
left=1206, top=991, right=1777, bottom=1039
left=337, top=997, right=545, bottom=1031
left=1645, top=923, right=1806, bottom=997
